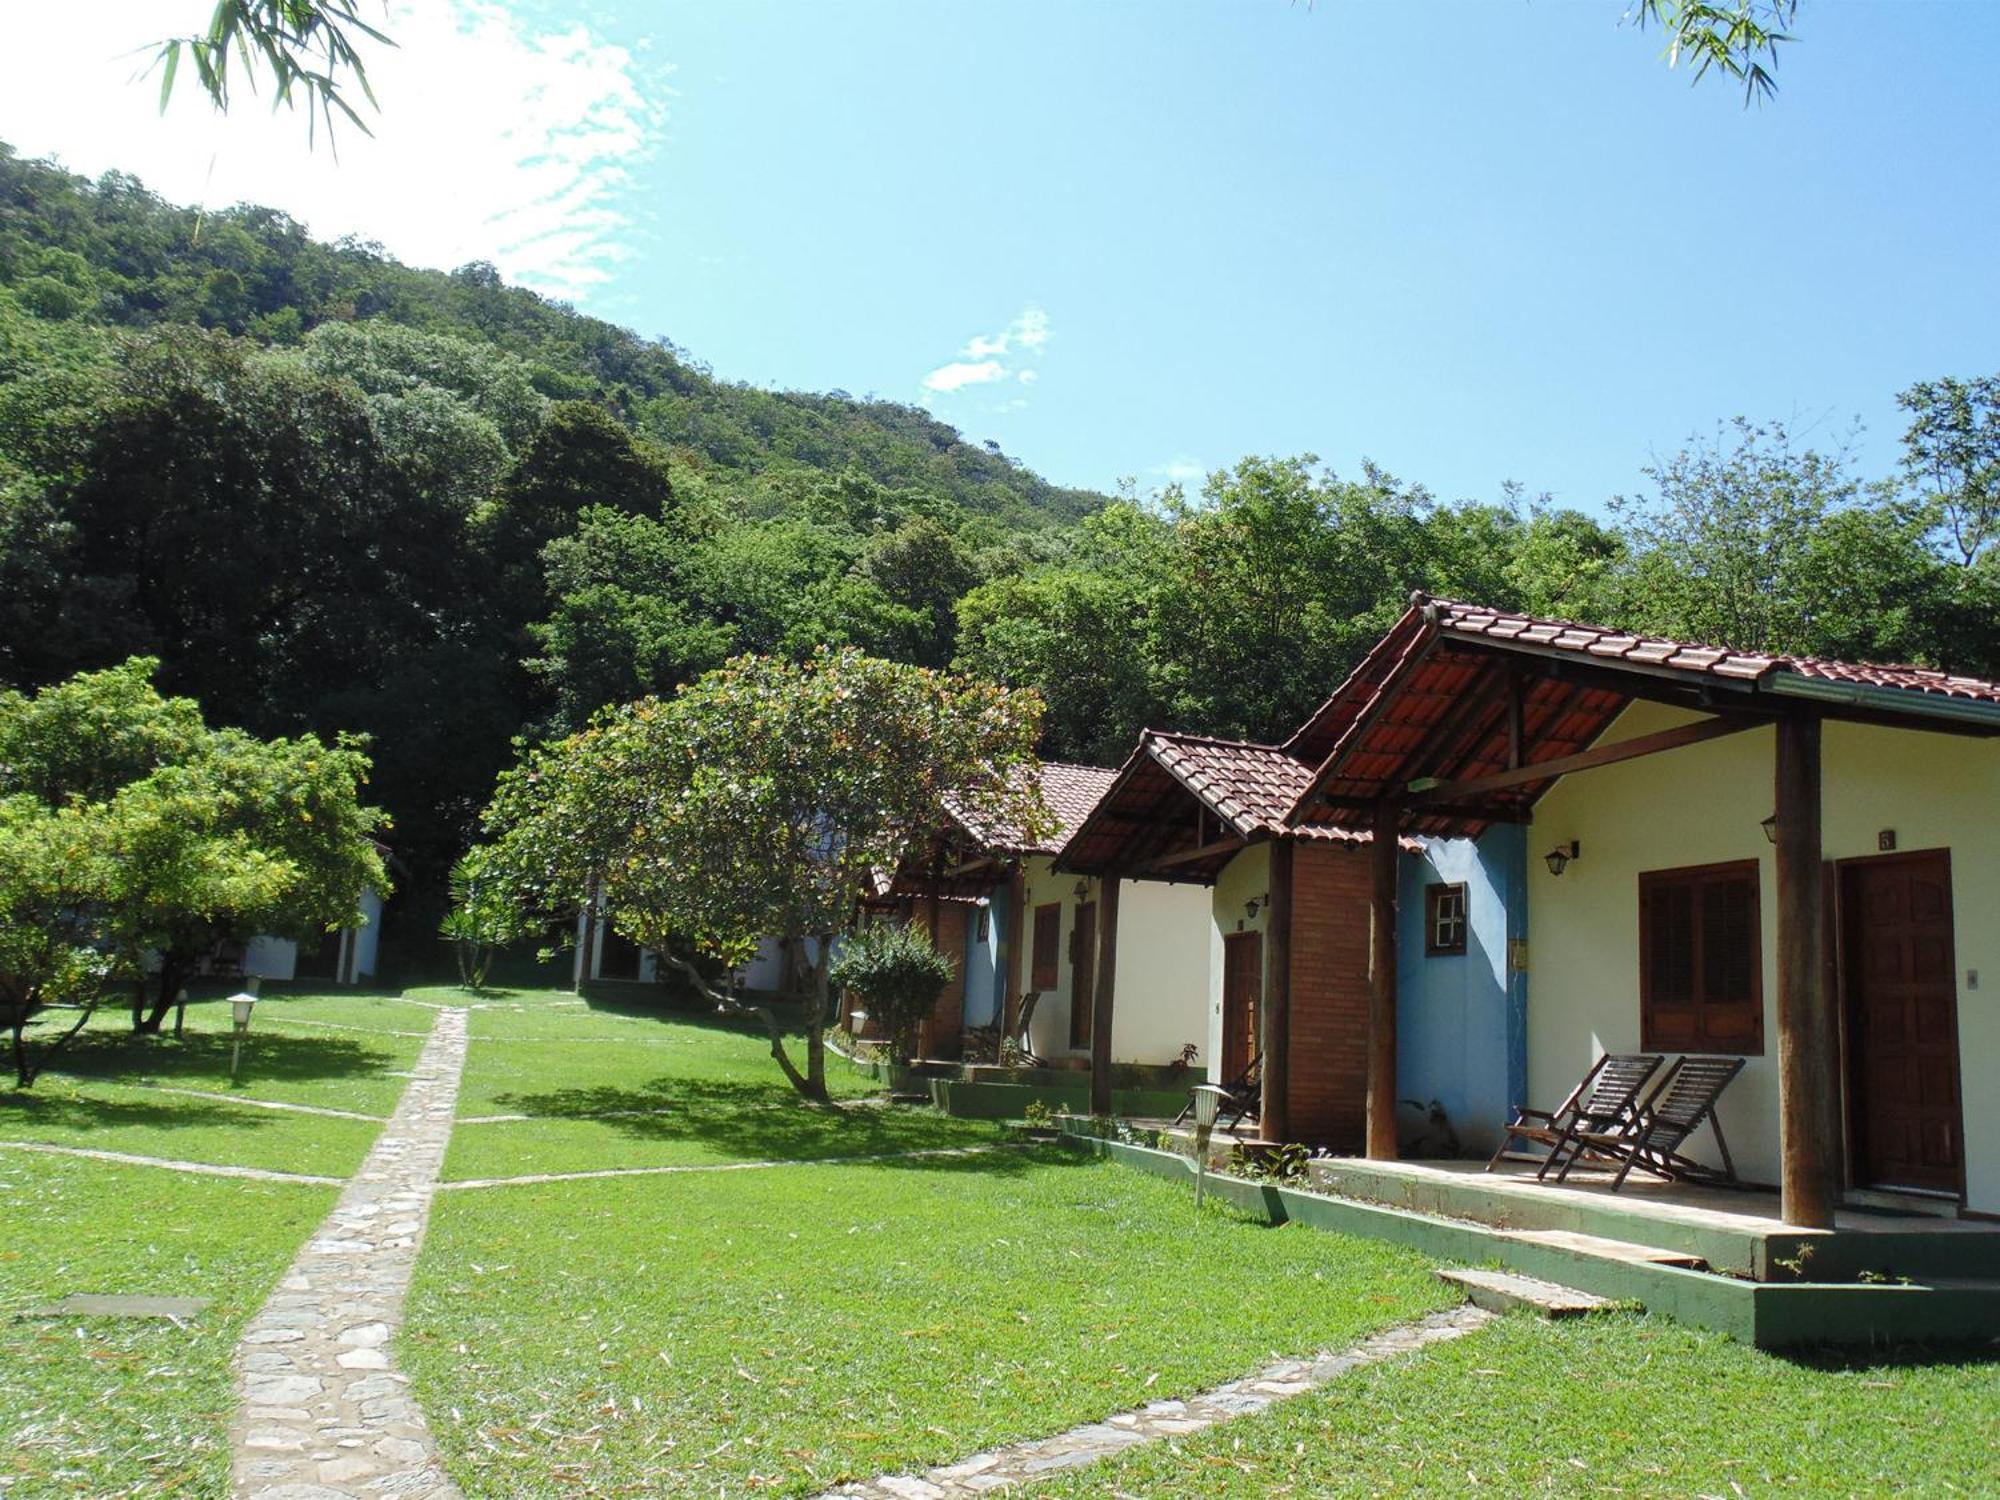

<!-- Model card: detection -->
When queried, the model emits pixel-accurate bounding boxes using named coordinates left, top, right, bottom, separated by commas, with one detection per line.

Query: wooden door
left=1842, top=850, right=1964, bottom=1195
left=1221, top=932, right=1262, bottom=1083
left=1070, top=902, right=1096, bottom=1049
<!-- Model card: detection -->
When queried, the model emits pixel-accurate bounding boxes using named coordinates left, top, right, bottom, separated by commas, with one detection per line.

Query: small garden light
left=1190, top=1083, right=1231, bottom=1209
left=228, top=977, right=261, bottom=1081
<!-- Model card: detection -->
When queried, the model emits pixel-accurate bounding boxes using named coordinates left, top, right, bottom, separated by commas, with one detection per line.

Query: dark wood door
left=1221, top=932, right=1262, bottom=1083
left=1842, top=850, right=1964, bottom=1195
left=1070, top=902, right=1096, bottom=1049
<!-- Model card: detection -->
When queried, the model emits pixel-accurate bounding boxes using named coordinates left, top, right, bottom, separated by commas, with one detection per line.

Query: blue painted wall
left=963, top=887, right=1005, bottom=1027
left=1395, top=827, right=1528, bottom=1156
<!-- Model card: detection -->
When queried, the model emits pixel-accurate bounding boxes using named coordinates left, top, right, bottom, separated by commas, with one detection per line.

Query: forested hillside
left=3, top=141, right=1996, bottom=962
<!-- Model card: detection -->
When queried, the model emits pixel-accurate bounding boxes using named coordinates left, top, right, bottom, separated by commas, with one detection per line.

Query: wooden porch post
left=926, top=847, right=942, bottom=944
left=1001, top=862, right=1027, bottom=1041
left=1775, top=711, right=1840, bottom=1228
left=1090, top=876, right=1120, bottom=1116
left=1366, top=801, right=1400, bottom=1159
left=1260, top=840, right=1294, bottom=1142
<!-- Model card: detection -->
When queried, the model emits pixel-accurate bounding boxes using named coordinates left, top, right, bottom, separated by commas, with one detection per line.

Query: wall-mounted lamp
left=1761, top=813, right=1779, bottom=845
left=1244, top=891, right=1270, bottom=920
left=1543, top=840, right=1580, bottom=878
left=1072, top=878, right=1090, bottom=900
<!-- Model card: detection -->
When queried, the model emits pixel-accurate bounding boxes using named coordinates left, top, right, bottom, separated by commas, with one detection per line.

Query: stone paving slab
left=816, top=1305, right=1495, bottom=1499
left=229, top=1006, right=469, bottom=1499
left=18, top=1293, right=213, bottom=1320
left=0, top=1139, right=342, bottom=1185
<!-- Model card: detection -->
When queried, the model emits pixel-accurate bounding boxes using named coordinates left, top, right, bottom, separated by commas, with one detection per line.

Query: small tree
left=437, top=847, right=526, bottom=990
left=0, top=797, right=118, bottom=1088
left=828, top=922, right=957, bottom=1066
left=0, top=661, right=390, bottom=1033
left=478, top=649, right=1050, bottom=1103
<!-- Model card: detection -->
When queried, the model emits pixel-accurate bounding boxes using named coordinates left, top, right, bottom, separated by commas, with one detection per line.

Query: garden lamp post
left=229, top=977, right=261, bottom=1082
left=1190, top=1083, right=1229, bottom=1210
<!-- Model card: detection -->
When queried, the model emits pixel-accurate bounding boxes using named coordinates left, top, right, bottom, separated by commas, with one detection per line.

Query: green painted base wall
left=1062, top=1126, right=2000, bottom=1349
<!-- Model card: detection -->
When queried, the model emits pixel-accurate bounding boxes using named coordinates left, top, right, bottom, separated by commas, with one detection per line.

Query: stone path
left=817, top=1305, right=1495, bottom=1499
left=437, top=1142, right=1023, bottom=1192
left=0, top=1139, right=342, bottom=1185
left=229, top=1005, right=470, bottom=1500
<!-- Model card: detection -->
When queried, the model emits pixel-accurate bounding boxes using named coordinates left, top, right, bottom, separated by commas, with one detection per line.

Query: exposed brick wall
left=1285, top=842, right=1373, bottom=1149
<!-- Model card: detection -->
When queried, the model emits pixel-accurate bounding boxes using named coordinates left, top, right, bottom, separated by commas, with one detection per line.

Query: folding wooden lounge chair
left=1556, top=1054, right=1746, bottom=1190
left=1487, top=1052, right=1663, bottom=1180
left=1176, top=1054, right=1262, bottom=1131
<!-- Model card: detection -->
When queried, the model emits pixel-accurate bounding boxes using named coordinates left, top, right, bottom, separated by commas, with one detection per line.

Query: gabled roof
left=946, top=760, right=1118, bottom=857
left=1286, top=594, right=2000, bottom=840
left=1060, top=729, right=1381, bottom=883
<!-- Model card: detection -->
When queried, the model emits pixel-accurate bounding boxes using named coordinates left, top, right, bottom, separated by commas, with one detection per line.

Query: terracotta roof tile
left=1426, top=597, right=2000, bottom=705
left=946, top=760, right=1118, bottom=855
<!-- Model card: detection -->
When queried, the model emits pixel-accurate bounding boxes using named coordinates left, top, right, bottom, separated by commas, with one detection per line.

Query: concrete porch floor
left=1336, top=1155, right=1995, bottom=1238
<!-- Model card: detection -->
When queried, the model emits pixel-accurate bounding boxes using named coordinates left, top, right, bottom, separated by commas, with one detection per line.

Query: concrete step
left=1504, top=1227, right=1709, bottom=1270
left=1436, top=1268, right=1610, bottom=1318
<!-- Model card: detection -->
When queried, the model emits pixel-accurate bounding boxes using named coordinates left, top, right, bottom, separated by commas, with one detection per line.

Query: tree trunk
left=137, top=954, right=189, bottom=1034
left=656, top=949, right=828, bottom=1105
left=805, top=936, right=832, bottom=1101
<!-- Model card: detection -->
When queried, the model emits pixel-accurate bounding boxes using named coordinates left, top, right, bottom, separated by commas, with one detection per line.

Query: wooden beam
left=1406, top=715, right=1759, bottom=806
left=1366, top=802, right=1399, bottom=1160
left=1143, top=834, right=1247, bottom=873
left=1260, top=840, right=1294, bottom=1143
left=1001, top=861, right=1027, bottom=1041
left=1089, top=876, right=1121, bottom=1117
left=945, top=854, right=999, bottom=881
left=1775, top=712, right=1840, bottom=1228
left=1506, top=671, right=1524, bottom=770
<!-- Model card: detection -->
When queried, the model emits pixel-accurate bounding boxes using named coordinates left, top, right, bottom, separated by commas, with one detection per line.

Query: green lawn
left=444, top=990, right=997, bottom=1180
left=1035, top=1310, right=2000, bottom=1497
left=1, top=990, right=429, bottom=1177
left=0, top=1152, right=335, bottom=1498
left=404, top=1153, right=1451, bottom=1498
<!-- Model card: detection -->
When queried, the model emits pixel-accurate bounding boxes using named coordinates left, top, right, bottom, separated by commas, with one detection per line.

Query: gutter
left=1765, top=674, right=2000, bottom=733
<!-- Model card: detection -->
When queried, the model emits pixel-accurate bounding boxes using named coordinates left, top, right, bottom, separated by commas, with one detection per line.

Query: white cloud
left=920, top=304, right=1050, bottom=405
left=1151, top=456, right=1209, bottom=486
left=0, top=0, right=665, bottom=303
left=921, top=358, right=1007, bottom=393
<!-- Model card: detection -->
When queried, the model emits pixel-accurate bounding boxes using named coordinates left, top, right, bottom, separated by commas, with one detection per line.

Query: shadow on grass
left=1774, top=1339, right=2000, bottom=1373
left=30, top=1027, right=397, bottom=1093
left=482, top=1077, right=1070, bottom=1176
left=0, top=1088, right=276, bottom=1136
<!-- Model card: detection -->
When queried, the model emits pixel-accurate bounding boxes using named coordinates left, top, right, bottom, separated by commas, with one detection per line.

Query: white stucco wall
left=1110, top=880, right=1212, bottom=1068
left=1530, top=699, right=2000, bottom=1212
left=1017, top=857, right=1212, bottom=1065
left=242, top=935, right=299, bottom=982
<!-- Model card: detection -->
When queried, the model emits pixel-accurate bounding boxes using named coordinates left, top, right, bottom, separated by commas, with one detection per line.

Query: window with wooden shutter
left=1639, top=860, right=1763, bottom=1055
left=1030, top=903, right=1061, bottom=990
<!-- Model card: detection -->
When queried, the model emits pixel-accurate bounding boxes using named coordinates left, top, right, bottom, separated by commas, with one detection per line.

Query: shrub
left=828, top=922, right=955, bottom=1065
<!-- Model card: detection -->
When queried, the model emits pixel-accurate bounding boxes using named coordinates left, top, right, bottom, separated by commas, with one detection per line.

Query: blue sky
left=8, top=2, right=2000, bottom=513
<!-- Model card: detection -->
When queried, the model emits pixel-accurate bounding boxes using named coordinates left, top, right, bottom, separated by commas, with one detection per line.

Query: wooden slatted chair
left=1556, top=1054, right=1746, bottom=1189
left=1487, top=1052, right=1664, bottom=1180
left=1176, top=1053, right=1262, bottom=1131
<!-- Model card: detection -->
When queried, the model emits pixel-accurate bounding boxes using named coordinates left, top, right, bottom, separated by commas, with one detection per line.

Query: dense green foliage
left=475, top=650, right=1048, bottom=1099
left=4, top=141, right=1996, bottom=950
left=829, top=922, right=959, bottom=1064
left=0, top=661, right=387, bottom=1077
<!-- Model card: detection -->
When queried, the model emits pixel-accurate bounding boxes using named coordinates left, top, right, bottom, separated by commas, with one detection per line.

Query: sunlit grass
left=405, top=1154, right=1450, bottom=1498
left=1036, top=1310, right=2000, bottom=1497
left=0, top=1154, right=334, bottom=1497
